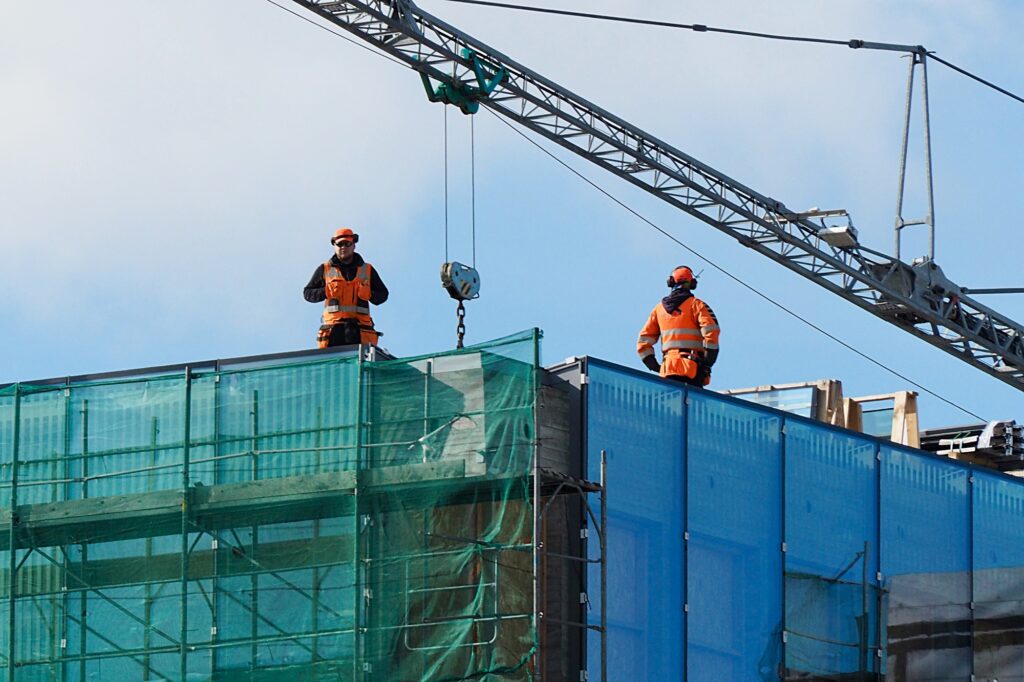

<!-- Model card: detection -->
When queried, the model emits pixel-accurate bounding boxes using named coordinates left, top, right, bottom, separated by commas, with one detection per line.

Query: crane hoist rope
left=435, top=73, right=489, bottom=348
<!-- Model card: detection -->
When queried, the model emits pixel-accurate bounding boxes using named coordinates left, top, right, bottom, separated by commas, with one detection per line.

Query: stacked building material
left=919, top=420, right=1024, bottom=472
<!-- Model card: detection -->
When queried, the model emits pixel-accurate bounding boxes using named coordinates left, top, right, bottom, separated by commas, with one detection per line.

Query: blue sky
left=2, top=1, right=1022, bottom=427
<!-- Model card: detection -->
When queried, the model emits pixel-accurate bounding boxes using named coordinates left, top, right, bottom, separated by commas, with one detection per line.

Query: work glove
left=694, top=359, right=711, bottom=383
left=642, top=355, right=661, bottom=373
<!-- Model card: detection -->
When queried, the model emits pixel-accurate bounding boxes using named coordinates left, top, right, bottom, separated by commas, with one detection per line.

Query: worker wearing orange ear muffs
left=303, top=228, right=389, bottom=347
left=637, top=266, right=720, bottom=386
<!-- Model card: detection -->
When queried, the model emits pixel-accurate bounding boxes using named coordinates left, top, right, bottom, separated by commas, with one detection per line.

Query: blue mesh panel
left=586, top=362, right=684, bottom=681
left=881, top=447, right=970, bottom=680
left=687, top=392, right=782, bottom=681
left=973, top=470, right=1024, bottom=680
left=784, top=420, right=879, bottom=678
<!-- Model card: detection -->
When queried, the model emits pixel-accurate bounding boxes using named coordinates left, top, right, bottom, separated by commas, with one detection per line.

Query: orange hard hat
left=667, top=265, right=698, bottom=289
left=331, top=228, right=359, bottom=244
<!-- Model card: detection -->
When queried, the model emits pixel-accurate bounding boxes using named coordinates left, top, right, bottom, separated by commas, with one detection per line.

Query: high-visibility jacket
left=322, top=261, right=379, bottom=345
left=636, top=296, right=720, bottom=382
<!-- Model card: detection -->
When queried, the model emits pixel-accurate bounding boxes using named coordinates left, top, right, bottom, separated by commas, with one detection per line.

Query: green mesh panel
left=0, top=329, right=540, bottom=681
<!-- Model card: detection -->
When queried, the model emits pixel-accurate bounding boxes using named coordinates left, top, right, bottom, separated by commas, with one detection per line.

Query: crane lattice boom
left=298, top=0, right=1024, bottom=391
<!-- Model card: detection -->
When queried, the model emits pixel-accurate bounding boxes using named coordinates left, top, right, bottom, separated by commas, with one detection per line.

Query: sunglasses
left=334, top=241, right=354, bottom=248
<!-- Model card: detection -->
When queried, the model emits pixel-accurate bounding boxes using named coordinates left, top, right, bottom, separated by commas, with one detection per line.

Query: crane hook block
left=417, top=49, right=507, bottom=115
left=440, top=261, right=481, bottom=301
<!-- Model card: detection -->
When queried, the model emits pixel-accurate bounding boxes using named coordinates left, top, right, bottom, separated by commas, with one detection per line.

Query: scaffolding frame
left=0, top=334, right=605, bottom=681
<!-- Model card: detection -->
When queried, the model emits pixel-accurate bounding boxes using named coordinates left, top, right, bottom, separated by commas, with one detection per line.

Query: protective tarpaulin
left=0, top=330, right=540, bottom=681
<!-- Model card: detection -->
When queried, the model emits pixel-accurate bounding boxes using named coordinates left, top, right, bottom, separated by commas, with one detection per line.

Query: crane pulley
left=295, top=0, right=1024, bottom=391
left=440, top=261, right=480, bottom=349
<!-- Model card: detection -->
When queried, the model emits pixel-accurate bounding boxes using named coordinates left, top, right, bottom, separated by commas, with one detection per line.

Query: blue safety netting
left=584, top=357, right=1024, bottom=682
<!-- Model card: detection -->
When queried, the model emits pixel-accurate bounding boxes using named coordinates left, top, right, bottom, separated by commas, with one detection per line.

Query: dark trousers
left=666, top=373, right=705, bottom=388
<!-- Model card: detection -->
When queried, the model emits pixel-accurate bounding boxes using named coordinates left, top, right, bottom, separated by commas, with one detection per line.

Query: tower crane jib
left=295, top=0, right=1024, bottom=391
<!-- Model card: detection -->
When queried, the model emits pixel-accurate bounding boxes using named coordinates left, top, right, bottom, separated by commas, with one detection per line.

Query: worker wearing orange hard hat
left=303, top=227, right=389, bottom=347
left=636, top=266, right=720, bottom=386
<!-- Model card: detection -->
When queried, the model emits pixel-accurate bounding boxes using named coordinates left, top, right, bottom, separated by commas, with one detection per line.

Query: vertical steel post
left=251, top=390, right=260, bottom=483
left=681, top=392, right=690, bottom=680
left=312, top=407, right=323, bottom=665
left=353, top=351, right=364, bottom=682
left=874, top=443, right=883, bottom=674
left=180, top=367, right=193, bottom=680
left=860, top=540, right=869, bottom=681
left=249, top=389, right=260, bottom=672
left=143, top=417, right=158, bottom=680
left=968, top=469, right=976, bottom=680
left=210, top=373, right=221, bottom=678
left=919, top=55, right=936, bottom=261
left=78, top=399, right=89, bottom=682
left=421, top=361, right=432, bottom=464
left=531, top=336, right=541, bottom=681
left=60, top=384, right=71, bottom=682
left=779, top=418, right=788, bottom=678
left=599, top=449, right=607, bottom=682
left=7, top=385, right=21, bottom=682
left=894, top=54, right=916, bottom=262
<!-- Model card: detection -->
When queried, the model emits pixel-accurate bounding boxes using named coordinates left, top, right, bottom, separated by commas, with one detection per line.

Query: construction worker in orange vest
left=303, top=228, right=389, bottom=347
left=637, top=266, right=720, bottom=386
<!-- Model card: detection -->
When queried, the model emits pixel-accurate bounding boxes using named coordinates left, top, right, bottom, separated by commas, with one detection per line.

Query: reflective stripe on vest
left=661, top=328, right=700, bottom=339
left=663, top=339, right=705, bottom=350
left=326, top=302, right=370, bottom=314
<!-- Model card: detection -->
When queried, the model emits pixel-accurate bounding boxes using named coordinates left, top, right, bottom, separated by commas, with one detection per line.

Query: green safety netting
left=0, top=329, right=540, bottom=681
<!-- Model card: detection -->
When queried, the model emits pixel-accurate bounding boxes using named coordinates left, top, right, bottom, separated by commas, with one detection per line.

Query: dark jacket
left=303, top=253, right=389, bottom=305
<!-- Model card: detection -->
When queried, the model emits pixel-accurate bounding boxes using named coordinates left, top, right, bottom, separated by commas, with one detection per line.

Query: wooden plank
left=842, top=398, right=863, bottom=434
left=0, top=535, right=356, bottom=597
left=2, top=462, right=482, bottom=551
left=360, top=459, right=466, bottom=490
left=904, top=394, right=920, bottom=448
left=13, top=489, right=185, bottom=548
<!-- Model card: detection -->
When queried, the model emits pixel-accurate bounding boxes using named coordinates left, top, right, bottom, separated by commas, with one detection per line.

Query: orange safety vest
left=636, top=297, right=720, bottom=383
left=321, top=261, right=379, bottom=345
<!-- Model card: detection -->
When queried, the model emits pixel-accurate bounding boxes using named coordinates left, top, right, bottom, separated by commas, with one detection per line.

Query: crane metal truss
left=297, top=0, right=1024, bottom=391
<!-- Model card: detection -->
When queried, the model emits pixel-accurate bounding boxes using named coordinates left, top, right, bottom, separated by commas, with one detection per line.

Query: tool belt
left=317, top=320, right=380, bottom=348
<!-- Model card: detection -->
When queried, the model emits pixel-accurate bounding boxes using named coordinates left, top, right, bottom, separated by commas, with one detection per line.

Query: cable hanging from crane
left=442, top=0, right=1024, bottom=106
left=439, top=94, right=482, bottom=349
left=264, top=0, right=406, bottom=66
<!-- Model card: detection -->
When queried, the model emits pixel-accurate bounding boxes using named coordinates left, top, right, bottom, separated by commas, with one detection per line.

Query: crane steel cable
left=444, top=105, right=449, bottom=262
left=485, top=109, right=986, bottom=421
left=264, top=0, right=406, bottom=66
left=927, top=53, right=1024, bottom=106
left=471, top=114, right=477, bottom=268
left=441, top=0, right=1024, bottom=105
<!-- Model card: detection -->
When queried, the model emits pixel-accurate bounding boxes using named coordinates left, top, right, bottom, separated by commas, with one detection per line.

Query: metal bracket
left=894, top=50, right=936, bottom=262
left=419, top=49, right=507, bottom=115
